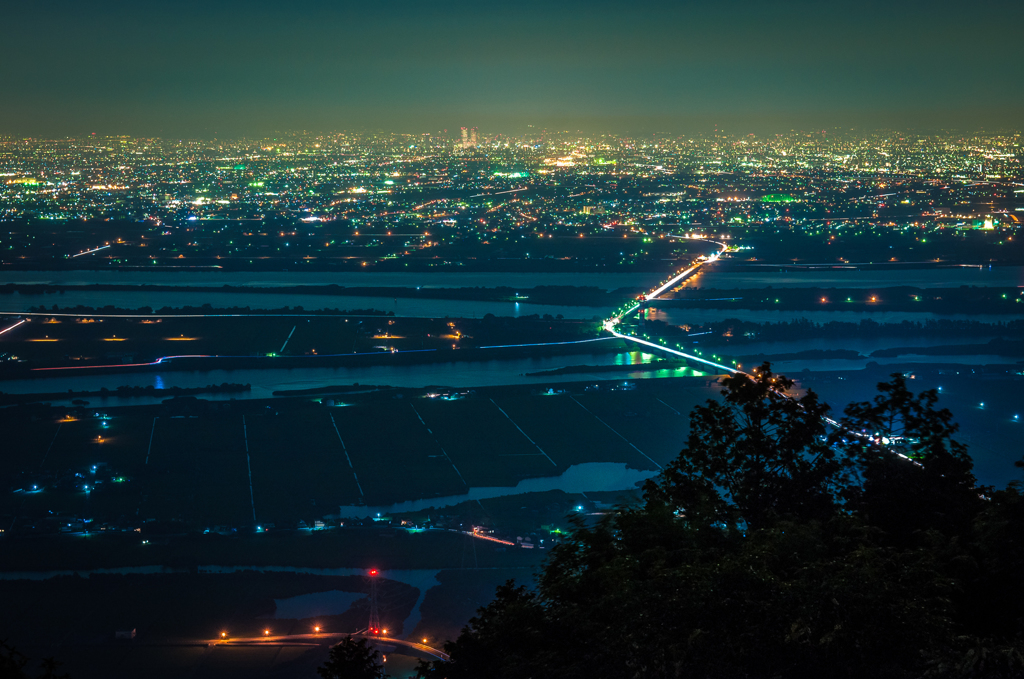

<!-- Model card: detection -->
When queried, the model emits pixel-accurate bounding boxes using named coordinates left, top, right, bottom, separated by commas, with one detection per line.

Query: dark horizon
left=3, top=0, right=1022, bottom=138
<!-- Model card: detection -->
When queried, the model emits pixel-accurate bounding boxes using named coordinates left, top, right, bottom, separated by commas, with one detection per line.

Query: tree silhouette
left=0, top=642, right=69, bottom=679
left=647, top=362, right=848, bottom=529
left=317, top=636, right=386, bottom=679
left=839, top=373, right=983, bottom=540
left=417, top=364, right=1024, bottom=679
left=416, top=583, right=552, bottom=679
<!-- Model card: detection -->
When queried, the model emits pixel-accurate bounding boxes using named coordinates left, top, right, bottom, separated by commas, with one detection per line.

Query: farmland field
left=330, top=402, right=467, bottom=506
left=0, top=377, right=720, bottom=530
left=490, top=393, right=661, bottom=470
left=570, top=387, right=714, bottom=467
left=414, top=398, right=556, bottom=487
left=144, top=415, right=253, bottom=525
left=245, top=410, right=362, bottom=523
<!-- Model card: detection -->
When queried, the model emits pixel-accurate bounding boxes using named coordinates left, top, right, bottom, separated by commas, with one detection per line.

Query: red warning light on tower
left=369, top=568, right=378, bottom=576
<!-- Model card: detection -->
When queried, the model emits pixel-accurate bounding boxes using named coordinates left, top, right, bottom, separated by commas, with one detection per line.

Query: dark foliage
left=0, top=642, right=69, bottom=679
left=840, top=373, right=983, bottom=542
left=317, top=635, right=386, bottom=679
left=649, top=363, right=847, bottom=529
left=418, top=367, right=1024, bottom=679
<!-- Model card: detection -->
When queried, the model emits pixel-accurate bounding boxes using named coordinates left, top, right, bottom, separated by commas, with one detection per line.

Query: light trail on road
left=28, top=336, right=621, bottom=373
left=645, top=260, right=706, bottom=300
left=608, top=329, right=738, bottom=375
left=601, top=246, right=933, bottom=473
left=469, top=188, right=527, bottom=198
left=5, top=311, right=413, bottom=319
left=0, top=319, right=28, bottom=336
left=462, top=528, right=516, bottom=546
left=71, top=244, right=111, bottom=257
left=602, top=240, right=738, bottom=375
left=478, top=337, right=616, bottom=349
left=31, top=354, right=214, bottom=371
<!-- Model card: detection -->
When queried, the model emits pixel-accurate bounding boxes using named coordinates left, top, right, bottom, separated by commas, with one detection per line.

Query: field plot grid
left=490, top=394, right=662, bottom=471
left=1, top=421, right=62, bottom=518
left=571, top=392, right=692, bottom=468
left=3, top=420, right=60, bottom=471
left=143, top=415, right=253, bottom=526
left=244, top=411, right=362, bottom=523
left=416, top=399, right=556, bottom=488
left=330, top=404, right=467, bottom=506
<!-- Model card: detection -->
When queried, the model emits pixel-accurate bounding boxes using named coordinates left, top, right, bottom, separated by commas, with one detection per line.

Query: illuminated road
left=0, top=318, right=28, bottom=336
left=605, top=329, right=737, bottom=374
left=458, top=527, right=516, bottom=546
left=71, top=244, right=111, bottom=258
left=602, top=241, right=740, bottom=376
left=602, top=251, right=926, bottom=467
left=210, top=632, right=449, bottom=660
left=9, top=241, right=728, bottom=377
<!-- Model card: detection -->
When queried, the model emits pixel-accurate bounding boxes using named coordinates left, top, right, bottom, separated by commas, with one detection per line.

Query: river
left=706, top=335, right=1016, bottom=373
left=0, top=349, right=709, bottom=406
left=3, top=264, right=1022, bottom=403
left=5, top=265, right=1020, bottom=322
left=2, top=344, right=1017, bottom=408
left=1, top=289, right=615, bottom=319
left=681, top=264, right=1024, bottom=289
left=648, top=307, right=1024, bottom=326
left=5, top=266, right=1022, bottom=289
left=0, top=270, right=660, bottom=290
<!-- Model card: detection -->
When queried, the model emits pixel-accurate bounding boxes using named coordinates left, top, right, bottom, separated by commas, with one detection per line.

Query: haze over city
left=3, top=0, right=1023, bottom=137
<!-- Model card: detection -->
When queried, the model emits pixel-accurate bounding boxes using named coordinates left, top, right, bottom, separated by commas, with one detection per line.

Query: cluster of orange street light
left=220, top=624, right=327, bottom=640
left=217, top=623, right=404, bottom=640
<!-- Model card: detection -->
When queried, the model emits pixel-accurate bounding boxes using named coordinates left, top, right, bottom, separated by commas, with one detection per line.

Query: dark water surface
left=0, top=270, right=661, bottom=290
left=2, top=288, right=615, bottom=319
left=684, top=264, right=1024, bottom=289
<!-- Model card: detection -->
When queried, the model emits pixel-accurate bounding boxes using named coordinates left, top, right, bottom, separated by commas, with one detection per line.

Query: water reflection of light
left=154, top=375, right=165, bottom=390
left=615, top=351, right=655, bottom=366
left=3, top=350, right=709, bottom=406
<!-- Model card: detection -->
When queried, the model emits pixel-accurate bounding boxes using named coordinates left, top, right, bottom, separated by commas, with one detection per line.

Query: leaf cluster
left=418, top=365, right=1024, bottom=678
left=317, top=635, right=386, bottom=679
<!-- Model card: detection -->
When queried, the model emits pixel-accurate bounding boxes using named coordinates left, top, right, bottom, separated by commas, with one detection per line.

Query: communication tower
left=367, top=568, right=381, bottom=635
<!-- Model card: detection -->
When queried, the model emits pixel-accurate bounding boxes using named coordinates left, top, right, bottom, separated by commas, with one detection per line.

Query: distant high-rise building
left=458, top=126, right=478, bottom=151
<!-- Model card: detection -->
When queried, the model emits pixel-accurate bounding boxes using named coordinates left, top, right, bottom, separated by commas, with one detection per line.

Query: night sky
left=2, top=0, right=1022, bottom=137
